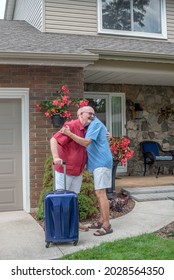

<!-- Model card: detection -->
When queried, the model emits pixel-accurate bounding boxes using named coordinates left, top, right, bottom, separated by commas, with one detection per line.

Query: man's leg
left=92, top=168, right=113, bottom=236
left=95, top=189, right=110, bottom=228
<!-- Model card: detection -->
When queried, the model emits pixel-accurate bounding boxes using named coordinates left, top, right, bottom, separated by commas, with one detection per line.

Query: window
left=98, top=0, right=167, bottom=39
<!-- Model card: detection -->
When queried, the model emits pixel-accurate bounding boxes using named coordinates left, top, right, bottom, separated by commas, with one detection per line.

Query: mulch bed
left=83, top=193, right=135, bottom=225
left=155, top=221, right=174, bottom=240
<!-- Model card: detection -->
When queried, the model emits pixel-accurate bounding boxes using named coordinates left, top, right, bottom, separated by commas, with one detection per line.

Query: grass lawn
left=60, top=233, right=174, bottom=260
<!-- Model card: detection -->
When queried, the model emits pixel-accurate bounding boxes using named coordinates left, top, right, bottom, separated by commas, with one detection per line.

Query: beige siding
left=45, top=0, right=97, bottom=35
left=4, top=0, right=16, bottom=20
left=166, top=0, right=174, bottom=41
left=13, top=0, right=43, bottom=31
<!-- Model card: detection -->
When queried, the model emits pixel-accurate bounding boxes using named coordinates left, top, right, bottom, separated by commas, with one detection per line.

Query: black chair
left=140, top=140, right=174, bottom=178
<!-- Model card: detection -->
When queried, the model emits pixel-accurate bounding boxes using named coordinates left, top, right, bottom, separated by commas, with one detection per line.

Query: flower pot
left=107, top=159, right=119, bottom=197
left=51, top=115, right=66, bottom=127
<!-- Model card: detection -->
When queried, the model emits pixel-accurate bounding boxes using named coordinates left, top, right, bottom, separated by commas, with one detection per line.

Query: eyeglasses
left=82, top=112, right=95, bottom=116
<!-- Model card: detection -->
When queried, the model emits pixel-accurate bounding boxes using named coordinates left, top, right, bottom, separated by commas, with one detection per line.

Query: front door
left=0, top=99, right=23, bottom=211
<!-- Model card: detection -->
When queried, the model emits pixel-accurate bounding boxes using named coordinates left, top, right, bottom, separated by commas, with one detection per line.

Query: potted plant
left=36, top=84, right=89, bottom=126
left=107, top=136, right=134, bottom=196
left=110, top=136, right=134, bottom=165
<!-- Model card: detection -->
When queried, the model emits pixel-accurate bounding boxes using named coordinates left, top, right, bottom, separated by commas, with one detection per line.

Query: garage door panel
left=0, top=156, right=22, bottom=178
left=0, top=128, right=14, bottom=145
left=0, top=159, right=14, bottom=175
left=0, top=181, right=23, bottom=211
left=0, top=100, right=21, bottom=121
left=0, top=127, right=22, bottom=151
left=0, top=186, right=15, bottom=204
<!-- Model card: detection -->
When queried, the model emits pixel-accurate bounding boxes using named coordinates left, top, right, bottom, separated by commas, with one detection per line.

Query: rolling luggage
left=44, top=161, right=79, bottom=248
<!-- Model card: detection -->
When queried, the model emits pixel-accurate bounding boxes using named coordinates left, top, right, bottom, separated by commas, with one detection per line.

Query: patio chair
left=140, top=140, right=174, bottom=178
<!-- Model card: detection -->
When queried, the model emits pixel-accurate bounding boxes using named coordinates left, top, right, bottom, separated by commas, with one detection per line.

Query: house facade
left=0, top=0, right=174, bottom=212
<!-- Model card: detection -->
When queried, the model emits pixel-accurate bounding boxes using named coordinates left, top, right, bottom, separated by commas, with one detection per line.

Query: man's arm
left=60, top=126, right=91, bottom=147
left=50, top=137, right=63, bottom=165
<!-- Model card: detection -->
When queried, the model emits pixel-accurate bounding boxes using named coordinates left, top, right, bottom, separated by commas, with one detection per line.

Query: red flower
left=109, top=136, right=134, bottom=166
left=79, top=100, right=89, bottom=107
left=61, top=85, right=70, bottom=94
left=36, top=83, right=89, bottom=120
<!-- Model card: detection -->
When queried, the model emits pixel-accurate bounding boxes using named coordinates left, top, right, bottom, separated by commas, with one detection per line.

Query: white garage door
left=0, top=99, right=23, bottom=211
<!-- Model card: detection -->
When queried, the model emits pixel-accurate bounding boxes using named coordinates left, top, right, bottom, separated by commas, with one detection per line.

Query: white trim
left=98, top=0, right=167, bottom=39
left=0, top=88, right=30, bottom=212
left=0, top=52, right=98, bottom=67
left=42, top=0, right=45, bottom=32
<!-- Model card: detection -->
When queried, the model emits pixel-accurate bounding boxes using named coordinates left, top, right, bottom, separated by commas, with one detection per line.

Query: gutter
left=0, top=51, right=99, bottom=67
left=87, top=49, right=174, bottom=64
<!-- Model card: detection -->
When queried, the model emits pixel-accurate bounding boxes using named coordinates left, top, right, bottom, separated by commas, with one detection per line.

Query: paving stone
left=122, top=185, right=174, bottom=201
left=131, top=192, right=174, bottom=202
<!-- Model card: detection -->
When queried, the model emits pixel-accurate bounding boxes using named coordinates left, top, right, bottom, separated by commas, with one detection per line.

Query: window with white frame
left=98, top=0, right=167, bottom=39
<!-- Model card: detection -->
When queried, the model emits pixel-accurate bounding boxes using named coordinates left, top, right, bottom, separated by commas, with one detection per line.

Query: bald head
left=77, top=106, right=95, bottom=126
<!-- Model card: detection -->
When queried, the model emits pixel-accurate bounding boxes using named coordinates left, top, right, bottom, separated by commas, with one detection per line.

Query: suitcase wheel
left=45, top=242, right=51, bottom=248
left=73, top=240, right=78, bottom=246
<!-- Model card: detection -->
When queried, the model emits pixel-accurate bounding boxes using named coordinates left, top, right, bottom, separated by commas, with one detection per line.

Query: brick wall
left=0, top=65, right=84, bottom=208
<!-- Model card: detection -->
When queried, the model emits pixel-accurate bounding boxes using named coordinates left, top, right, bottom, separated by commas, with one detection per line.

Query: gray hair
left=80, top=106, right=94, bottom=113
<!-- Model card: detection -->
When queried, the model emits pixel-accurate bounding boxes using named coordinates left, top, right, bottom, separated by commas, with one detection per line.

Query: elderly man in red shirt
left=50, top=107, right=94, bottom=231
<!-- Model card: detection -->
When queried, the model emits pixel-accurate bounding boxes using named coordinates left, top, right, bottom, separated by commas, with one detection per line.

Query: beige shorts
left=93, top=167, right=112, bottom=190
left=55, top=171, right=82, bottom=194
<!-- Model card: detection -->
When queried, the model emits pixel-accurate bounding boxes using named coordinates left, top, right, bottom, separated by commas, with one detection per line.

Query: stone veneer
left=85, top=84, right=174, bottom=176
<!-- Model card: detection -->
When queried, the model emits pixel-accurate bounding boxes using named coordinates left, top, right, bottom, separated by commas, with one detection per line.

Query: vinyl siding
left=166, top=0, right=174, bottom=41
left=45, top=0, right=97, bottom=35
left=10, top=0, right=174, bottom=40
left=5, top=0, right=16, bottom=20
left=13, top=0, right=43, bottom=31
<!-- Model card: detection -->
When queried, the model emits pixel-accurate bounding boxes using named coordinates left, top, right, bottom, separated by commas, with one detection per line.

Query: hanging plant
left=36, top=83, right=89, bottom=121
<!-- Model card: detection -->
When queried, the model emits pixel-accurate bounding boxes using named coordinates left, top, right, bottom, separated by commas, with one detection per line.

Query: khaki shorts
left=93, top=167, right=112, bottom=190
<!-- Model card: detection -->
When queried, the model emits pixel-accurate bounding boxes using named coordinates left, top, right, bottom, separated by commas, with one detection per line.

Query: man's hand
left=106, top=131, right=111, bottom=141
left=53, top=157, right=63, bottom=165
left=60, top=125, right=71, bottom=136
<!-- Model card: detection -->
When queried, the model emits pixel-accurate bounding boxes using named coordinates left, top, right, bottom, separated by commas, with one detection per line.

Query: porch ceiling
left=84, top=60, right=174, bottom=86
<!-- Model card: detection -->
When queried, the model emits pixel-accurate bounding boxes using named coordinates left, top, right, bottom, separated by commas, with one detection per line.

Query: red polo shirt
left=52, top=119, right=87, bottom=176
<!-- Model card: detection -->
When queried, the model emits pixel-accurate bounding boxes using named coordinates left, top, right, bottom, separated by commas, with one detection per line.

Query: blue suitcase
left=44, top=162, right=79, bottom=248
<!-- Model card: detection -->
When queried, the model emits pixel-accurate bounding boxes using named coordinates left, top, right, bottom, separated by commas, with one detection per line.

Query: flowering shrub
left=109, top=136, right=134, bottom=166
left=36, top=84, right=89, bottom=119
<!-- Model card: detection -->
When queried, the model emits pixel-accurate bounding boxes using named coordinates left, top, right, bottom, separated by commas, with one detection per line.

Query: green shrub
left=36, top=155, right=98, bottom=221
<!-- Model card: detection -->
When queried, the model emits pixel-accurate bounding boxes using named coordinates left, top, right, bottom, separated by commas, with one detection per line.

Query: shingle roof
left=0, top=19, right=174, bottom=59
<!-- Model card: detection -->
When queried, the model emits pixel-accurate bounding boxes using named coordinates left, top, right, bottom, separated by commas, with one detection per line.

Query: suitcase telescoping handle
left=53, top=160, right=66, bottom=192
left=62, top=161, right=66, bottom=191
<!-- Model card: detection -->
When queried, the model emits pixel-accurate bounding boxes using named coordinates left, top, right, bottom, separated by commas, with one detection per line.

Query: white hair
left=80, top=106, right=94, bottom=113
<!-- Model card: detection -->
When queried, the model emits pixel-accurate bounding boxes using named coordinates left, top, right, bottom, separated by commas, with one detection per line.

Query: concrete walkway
left=0, top=199, right=174, bottom=260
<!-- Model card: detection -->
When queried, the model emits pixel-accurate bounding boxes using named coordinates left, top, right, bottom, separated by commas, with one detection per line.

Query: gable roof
left=1, top=20, right=174, bottom=86
left=0, top=20, right=174, bottom=64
